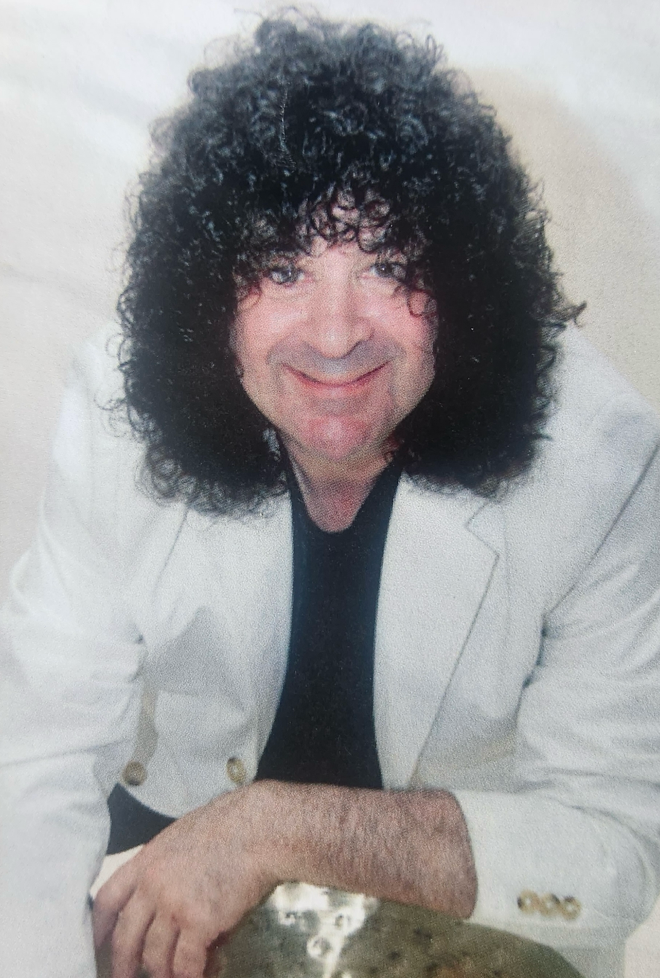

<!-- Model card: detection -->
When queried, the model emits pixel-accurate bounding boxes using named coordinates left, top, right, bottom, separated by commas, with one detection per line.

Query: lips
left=285, top=363, right=387, bottom=395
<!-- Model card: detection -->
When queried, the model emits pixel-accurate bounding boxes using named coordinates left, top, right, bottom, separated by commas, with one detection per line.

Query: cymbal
left=205, top=883, right=584, bottom=978
left=95, top=882, right=584, bottom=977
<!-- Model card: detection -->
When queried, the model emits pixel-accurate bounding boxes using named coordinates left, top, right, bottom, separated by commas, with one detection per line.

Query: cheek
left=397, top=316, right=436, bottom=395
left=395, top=356, right=435, bottom=413
left=233, top=298, right=303, bottom=376
left=232, top=310, right=273, bottom=383
left=232, top=314, right=294, bottom=424
left=385, top=355, right=434, bottom=420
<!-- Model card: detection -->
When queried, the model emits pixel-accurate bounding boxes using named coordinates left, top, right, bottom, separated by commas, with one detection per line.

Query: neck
left=284, top=442, right=390, bottom=532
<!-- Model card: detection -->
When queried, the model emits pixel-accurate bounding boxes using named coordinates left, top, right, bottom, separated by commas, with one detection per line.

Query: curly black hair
left=117, top=11, right=578, bottom=514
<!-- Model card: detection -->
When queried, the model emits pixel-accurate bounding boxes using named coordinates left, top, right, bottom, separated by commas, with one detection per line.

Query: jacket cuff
left=454, top=789, right=647, bottom=948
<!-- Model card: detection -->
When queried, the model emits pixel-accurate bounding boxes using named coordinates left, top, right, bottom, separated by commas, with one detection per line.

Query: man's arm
left=93, top=781, right=476, bottom=978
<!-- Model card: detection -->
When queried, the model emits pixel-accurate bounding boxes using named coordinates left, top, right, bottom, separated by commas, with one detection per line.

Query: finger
left=110, top=895, right=156, bottom=978
left=141, top=914, right=179, bottom=978
left=93, top=861, right=139, bottom=949
left=171, top=928, right=209, bottom=978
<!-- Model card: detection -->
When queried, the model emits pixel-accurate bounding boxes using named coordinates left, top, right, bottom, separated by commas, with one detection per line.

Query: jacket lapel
left=374, top=477, right=499, bottom=788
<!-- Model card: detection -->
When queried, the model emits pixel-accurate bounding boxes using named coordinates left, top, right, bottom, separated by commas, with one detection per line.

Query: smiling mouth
left=286, top=363, right=387, bottom=392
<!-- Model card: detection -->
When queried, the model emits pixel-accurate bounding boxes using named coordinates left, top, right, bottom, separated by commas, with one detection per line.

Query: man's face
left=232, top=240, right=436, bottom=471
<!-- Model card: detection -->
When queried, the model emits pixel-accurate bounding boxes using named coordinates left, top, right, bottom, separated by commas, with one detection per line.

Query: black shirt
left=256, top=462, right=400, bottom=789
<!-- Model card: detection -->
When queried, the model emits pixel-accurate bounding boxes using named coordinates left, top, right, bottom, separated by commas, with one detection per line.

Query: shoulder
left=49, top=326, right=190, bottom=565
left=55, top=325, right=137, bottom=487
left=57, top=326, right=290, bottom=558
left=398, top=331, right=660, bottom=603
left=527, top=328, right=660, bottom=521
left=495, top=328, right=660, bottom=598
left=547, top=327, right=660, bottom=457
left=63, top=323, right=125, bottom=405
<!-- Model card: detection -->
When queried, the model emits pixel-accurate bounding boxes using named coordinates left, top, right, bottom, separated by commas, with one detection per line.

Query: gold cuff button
left=517, top=890, right=540, bottom=914
left=226, top=756, right=246, bottom=785
left=539, top=893, right=561, bottom=917
left=122, top=761, right=147, bottom=787
left=560, top=896, right=582, bottom=920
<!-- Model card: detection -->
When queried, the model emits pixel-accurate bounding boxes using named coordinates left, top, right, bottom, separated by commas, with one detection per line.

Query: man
left=1, top=13, right=659, bottom=978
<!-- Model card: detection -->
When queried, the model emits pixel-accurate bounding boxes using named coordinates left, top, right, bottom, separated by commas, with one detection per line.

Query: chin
left=293, top=416, right=389, bottom=466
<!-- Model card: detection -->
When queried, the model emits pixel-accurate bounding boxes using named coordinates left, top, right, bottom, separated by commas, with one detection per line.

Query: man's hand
left=92, top=788, right=275, bottom=978
left=93, top=782, right=476, bottom=978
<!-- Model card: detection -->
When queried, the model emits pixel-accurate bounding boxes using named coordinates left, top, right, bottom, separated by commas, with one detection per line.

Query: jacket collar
left=374, top=476, right=499, bottom=787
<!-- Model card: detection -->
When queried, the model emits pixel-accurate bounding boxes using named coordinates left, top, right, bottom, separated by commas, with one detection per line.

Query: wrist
left=243, top=779, right=307, bottom=884
left=237, top=779, right=299, bottom=888
left=204, top=782, right=282, bottom=894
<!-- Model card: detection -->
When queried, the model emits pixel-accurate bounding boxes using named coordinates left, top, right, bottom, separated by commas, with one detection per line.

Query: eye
left=266, top=264, right=303, bottom=286
left=371, top=260, right=407, bottom=282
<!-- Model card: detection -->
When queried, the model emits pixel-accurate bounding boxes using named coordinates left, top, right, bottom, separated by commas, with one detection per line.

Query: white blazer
left=1, top=326, right=660, bottom=978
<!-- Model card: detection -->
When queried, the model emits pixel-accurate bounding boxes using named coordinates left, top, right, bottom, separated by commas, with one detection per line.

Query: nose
left=304, top=279, right=373, bottom=359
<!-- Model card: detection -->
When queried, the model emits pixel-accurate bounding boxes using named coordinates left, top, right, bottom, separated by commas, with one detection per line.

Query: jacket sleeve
left=0, top=338, right=145, bottom=978
left=455, top=436, right=660, bottom=956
